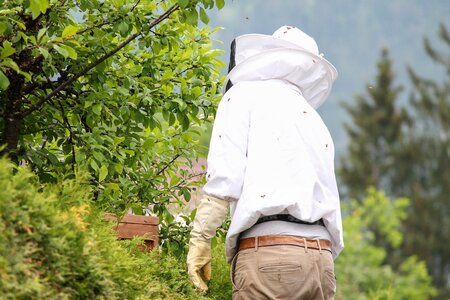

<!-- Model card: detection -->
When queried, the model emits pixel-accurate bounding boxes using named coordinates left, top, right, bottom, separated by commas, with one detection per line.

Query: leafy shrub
left=207, top=236, right=232, bottom=300
left=335, top=188, right=437, bottom=299
left=0, top=158, right=205, bottom=299
left=2, top=157, right=435, bottom=299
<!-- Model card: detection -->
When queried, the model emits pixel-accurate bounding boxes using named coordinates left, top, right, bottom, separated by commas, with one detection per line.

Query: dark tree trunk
left=1, top=72, right=24, bottom=161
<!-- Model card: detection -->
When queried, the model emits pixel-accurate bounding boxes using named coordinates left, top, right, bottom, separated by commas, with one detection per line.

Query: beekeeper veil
left=224, top=26, right=338, bottom=109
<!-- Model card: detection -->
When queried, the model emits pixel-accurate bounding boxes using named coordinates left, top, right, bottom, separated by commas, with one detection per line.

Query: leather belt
left=239, top=235, right=332, bottom=253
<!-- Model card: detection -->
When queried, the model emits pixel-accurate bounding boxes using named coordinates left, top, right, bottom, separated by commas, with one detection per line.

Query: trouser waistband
left=239, top=235, right=332, bottom=253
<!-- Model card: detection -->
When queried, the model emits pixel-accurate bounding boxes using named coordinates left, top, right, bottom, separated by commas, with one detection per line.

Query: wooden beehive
left=104, top=213, right=159, bottom=251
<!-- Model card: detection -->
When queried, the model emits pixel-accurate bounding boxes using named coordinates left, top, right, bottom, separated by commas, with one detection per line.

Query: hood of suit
left=224, top=26, right=338, bottom=109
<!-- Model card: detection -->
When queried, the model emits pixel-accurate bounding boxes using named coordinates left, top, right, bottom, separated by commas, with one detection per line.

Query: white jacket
left=203, top=79, right=344, bottom=262
left=204, top=26, right=343, bottom=262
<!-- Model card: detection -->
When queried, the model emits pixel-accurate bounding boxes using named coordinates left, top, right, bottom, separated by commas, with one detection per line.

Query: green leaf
left=161, top=84, right=172, bottom=96
left=75, top=152, right=86, bottom=163
left=118, top=22, right=129, bottom=37
left=37, top=27, right=47, bottom=41
left=112, top=0, right=125, bottom=8
left=199, top=7, right=209, bottom=24
left=1, top=58, right=20, bottom=72
left=18, top=70, right=32, bottom=81
left=0, top=70, right=10, bottom=90
left=41, top=0, right=50, bottom=12
left=105, top=182, right=120, bottom=191
left=29, top=0, right=49, bottom=20
left=190, top=208, right=197, bottom=220
left=54, top=44, right=77, bottom=59
left=28, top=35, right=37, bottom=45
left=131, top=204, right=143, bottom=215
left=53, top=44, right=69, bottom=58
left=0, top=22, right=7, bottom=35
left=113, top=136, right=125, bottom=145
left=38, top=47, right=49, bottom=59
left=170, top=175, right=181, bottom=186
left=182, top=188, right=191, bottom=201
left=168, top=113, right=176, bottom=126
left=63, top=45, right=77, bottom=59
left=185, top=8, right=198, bottom=25
left=215, top=0, right=225, bottom=9
left=29, top=0, right=42, bottom=19
left=9, top=18, right=26, bottom=31
left=99, top=165, right=108, bottom=182
left=192, top=86, right=202, bottom=98
left=46, top=152, right=60, bottom=165
left=180, top=114, right=190, bottom=131
left=1, top=41, right=15, bottom=58
left=18, top=32, right=28, bottom=42
left=95, top=61, right=107, bottom=73
left=92, top=104, right=102, bottom=115
left=177, top=0, right=189, bottom=8
left=62, top=25, right=78, bottom=38
left=114, top=163, right=124, bottom=174
left=84, top=100, right=93, bottom=108
left=92, top=151, right=105, bottom=162
left=89, top=159, right=99, bottom=171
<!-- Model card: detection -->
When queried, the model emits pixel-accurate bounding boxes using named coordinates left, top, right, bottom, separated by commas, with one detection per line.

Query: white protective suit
left=203, top=26, right=344, bottom=262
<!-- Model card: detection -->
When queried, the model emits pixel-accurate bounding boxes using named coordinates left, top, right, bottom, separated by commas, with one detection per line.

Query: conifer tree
left=399, top=24, right=450, bottom=297
left=339, top=48, right=408, bottom=200
left=340, top=27, right=450, bottom=298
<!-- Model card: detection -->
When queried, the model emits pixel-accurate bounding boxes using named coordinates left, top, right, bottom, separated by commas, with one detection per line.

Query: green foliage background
left=0, top=0, right=445, bottom=299
left=0, top=158, right=436, bottom=299
left=0, top=0, right=225, bottom=253
left=334, top=188, right=436, bottom=300
left=339, top=26, right=450, bottom=298
left=0, top=157, right=208, bottom=299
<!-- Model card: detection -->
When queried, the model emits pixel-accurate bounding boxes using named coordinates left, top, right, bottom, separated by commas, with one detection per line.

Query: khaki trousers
left=231, top=244, right=336, bottom=300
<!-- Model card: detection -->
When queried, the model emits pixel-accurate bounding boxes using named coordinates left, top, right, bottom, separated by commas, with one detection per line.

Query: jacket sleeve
left=203, top=85, right=250, bottom=202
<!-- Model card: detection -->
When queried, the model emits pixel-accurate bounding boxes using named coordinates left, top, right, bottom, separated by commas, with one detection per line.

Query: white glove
left=187, top=195, right=229, bottom=292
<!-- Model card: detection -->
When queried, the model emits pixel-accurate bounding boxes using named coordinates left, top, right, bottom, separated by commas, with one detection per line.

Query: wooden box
left=104, top=213, right=159, bottom=251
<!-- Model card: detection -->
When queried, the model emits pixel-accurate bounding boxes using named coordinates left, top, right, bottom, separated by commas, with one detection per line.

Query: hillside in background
left=207, top=0, right=450, bottom=156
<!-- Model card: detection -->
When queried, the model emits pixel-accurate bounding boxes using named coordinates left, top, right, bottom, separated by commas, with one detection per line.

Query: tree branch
left=77, top=19, right=113, bottom=35
left=155, top=153, right=182, bottom=177
left=130, top=0, right=142, bottom=12
left=43, top=71, right=77, bottom=172
left=21, top=4, right=179, bottom=118
left=59, top=102, right=76, bottom=172
left=169, top=172, right=205, bottom=191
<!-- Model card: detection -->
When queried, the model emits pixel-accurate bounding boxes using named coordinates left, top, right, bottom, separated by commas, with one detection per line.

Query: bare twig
left=169, top=172, right=206, bottom=191
left=130, top=0, right=142, bottom=12
left=175, top=65, right=197, bottom=76
left=155, top=153, right=181, bottom=177
left=153, top=132, right=184, bottom=144
left=77, top=19, right=112, bottom=35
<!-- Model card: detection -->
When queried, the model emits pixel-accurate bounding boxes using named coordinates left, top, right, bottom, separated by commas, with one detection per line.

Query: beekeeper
left=187, top=25, right=344, bottom=300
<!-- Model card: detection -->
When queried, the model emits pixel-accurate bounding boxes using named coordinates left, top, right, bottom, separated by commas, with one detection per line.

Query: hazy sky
left=206, top=1, right=450, bottom=155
